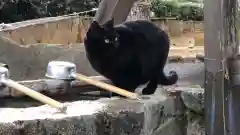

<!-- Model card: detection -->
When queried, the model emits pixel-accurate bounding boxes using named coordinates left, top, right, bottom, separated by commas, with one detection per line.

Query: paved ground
left=133, top=62, right=204, bottom=95
left=164, top=62, right=204, bottom=87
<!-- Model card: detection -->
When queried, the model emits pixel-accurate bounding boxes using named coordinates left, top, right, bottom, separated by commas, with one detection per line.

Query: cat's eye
left=104, top=39, right=110, bottom=43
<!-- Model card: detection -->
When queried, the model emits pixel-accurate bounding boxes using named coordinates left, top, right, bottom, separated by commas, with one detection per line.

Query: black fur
left=84, top=18, right=178, bottom=95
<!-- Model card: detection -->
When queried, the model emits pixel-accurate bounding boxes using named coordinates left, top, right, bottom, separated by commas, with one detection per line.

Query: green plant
left=151, top=0, right=179, bottom=17
left=165, top=1, right=180, bottom=17
left=177, top=3, right=203, bottom=21
left=151, top=0, right=167, bottom=17
left=151, top=0, right=204, bottom=21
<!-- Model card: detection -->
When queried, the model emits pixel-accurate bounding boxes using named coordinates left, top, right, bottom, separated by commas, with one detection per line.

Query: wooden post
left=112, top=0, right=137, bottom=24
left=94, top=0, right=119, bottom=25
left=204, top=0, right=238, bottom=134
left=94, top=0, right=137, bottom=25
left=94, top=0, right=150, bottom=25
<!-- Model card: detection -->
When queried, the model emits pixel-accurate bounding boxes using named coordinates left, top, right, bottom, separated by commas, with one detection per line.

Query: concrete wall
left=0, top=15, right=205, bottom=81
left=1, top=16, right=93, bottom=45
left=0, top=16, right=204, bottom=46
left=0, top=36, right=99, bottom=81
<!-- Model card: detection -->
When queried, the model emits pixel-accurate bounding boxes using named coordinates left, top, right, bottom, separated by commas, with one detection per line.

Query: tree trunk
left=126, top=1, right=151, bottom=21
left=94, top=0, right=119, bottom=25
left=94, top=0, right=151, bottom=25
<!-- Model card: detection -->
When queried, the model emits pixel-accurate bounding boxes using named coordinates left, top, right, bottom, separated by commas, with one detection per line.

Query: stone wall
left=0, top=16, right=93, bottom=45
left=0, top=16, right=204, bottom=46
left=152, top=18, right=204, bottom=46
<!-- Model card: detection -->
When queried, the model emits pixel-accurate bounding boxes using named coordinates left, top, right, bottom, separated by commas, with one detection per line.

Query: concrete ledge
left=0, top=75, right=205, bottom=115
left=0, top=83, right=205, bottom=134
left=0, top=15, right=204, bottom=45
left=0, top=92, right=178, bottom=135
left=180, top=88, right=204, bottom=114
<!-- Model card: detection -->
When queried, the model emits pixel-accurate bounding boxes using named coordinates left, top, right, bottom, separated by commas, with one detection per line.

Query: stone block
left=0, top=16, right=92, bottom=45
left=0, top=90, right=177, bottom=135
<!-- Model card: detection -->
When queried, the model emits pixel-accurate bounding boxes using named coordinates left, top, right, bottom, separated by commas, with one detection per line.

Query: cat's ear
left=91, top=21, right=102, bottom=29
left=87, top=21, right=103, bottom=36
left=104, top=18, right=114, bottom=28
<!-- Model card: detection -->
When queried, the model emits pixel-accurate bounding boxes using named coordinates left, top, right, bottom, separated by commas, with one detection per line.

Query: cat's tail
left=159, top=71, right=178, bottom=85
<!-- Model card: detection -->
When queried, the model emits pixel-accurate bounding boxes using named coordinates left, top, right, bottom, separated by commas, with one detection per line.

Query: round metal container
left=0, top=63, right=9, bottom=70
left=45, top=61, right=76, bottom=80
left=0, top=66, right=9, bottom=85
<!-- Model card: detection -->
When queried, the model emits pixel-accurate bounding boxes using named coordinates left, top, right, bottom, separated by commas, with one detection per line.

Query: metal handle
left=3, top=79, right=66, bottom=112
left=72, top=73, right=140, bottom=100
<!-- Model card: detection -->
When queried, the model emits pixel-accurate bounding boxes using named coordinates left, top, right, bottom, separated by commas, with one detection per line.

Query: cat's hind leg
left=142, top=78, right=159, bottom=95
left=111, top=81, right=138, bottom=97
left=141, top=70, right=178, bottom=95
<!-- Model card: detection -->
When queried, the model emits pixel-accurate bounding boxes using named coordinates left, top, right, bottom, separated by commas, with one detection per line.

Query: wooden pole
left=94, top=0, right=140, bottom=25
left=3, top=79, right=66, bottom=111
left=73, top=73, right=139, bottom=99
left=94, top=0, right=119, bottom=25
left=204, top=0, right=238, bottom=134
left=112, top=0, right=137, bottom=24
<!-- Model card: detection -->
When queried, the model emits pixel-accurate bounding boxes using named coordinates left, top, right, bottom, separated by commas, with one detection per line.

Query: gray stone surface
left=181, top=88, right=204, bottom=114
left=164, top=62, right=204, bottom=87
left=186, top=112, right=204, bottom=135
left=0, top=36, right=99, bottom=81
left=164, top=62, right=205, bottom=114
left=0, top=85, right=206, bottom=135
left=0, top=91, right=179, bottom=135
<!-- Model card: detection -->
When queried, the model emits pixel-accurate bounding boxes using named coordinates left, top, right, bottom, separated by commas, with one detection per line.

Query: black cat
left=84, top=18, right=178, bottom=95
